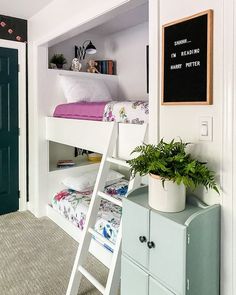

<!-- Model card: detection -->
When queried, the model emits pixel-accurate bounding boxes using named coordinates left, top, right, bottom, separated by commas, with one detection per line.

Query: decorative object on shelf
left=95, top=60, right=115, bottom=75
left=71, top=57, right=82, bottom=72
left=162, top=10, right=213, bottom=105
left=127, top=138, right=219, bottom=212
left=50, top=54, right=67, bottom=69
left=57, top=159, right=75, bottom=168
left=87, top=153, right=102, bottom=162
left=49, top=63, right=57, bottom=69
left=75, top=40, right=97, bottom=61
left=87, top=59, right=100, bottom=74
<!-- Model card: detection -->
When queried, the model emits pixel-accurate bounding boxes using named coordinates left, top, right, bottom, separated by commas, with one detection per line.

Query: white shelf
left=47, top=68, right=118, bottom=79
left=49, top=156, right=100, bottom=172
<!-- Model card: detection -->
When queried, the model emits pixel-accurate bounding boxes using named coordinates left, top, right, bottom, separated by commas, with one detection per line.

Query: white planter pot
left=148, top=174, right=186, bottom=212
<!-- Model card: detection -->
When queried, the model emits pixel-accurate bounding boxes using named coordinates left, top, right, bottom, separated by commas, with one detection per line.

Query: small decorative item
left=49, top=63, right=57, bottom=69
left=71, top=57, right=82, bottom=71
left=50, top=54, right=67, bottom=69
left=127, top=139, right=219, bottom=212
left=87, top=59, right=100, bottom=74
left=75, top=40, right=97, bottom=61
left=162, top=10, right=213, bottom=105
left=87, top=153, right=102, bottom=162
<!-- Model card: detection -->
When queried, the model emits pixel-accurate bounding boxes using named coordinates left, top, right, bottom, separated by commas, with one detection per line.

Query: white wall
left=159, top=0, right=223, bottom=206
left=158, top=1, right=235, bottom=295
left=49, top=22, right=149, bottom=100
left=104, top=22, right=148, bottom=99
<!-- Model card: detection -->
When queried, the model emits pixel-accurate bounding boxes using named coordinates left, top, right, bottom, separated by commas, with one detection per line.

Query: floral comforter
left=103, top=101, right=149, bottom=124
left=51, top=180, right=128, bottom=251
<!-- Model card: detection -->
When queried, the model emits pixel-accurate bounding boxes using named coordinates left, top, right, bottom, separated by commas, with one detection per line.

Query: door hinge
left=187, top=279, right=190, bottom=291
left=18, top=64, right=20, bottom=72
left=18, top=190, right=21, bottom=199
left=187, top=233, right=190, bottom=244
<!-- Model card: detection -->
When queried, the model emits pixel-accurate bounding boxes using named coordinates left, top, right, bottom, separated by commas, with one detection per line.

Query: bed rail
left=46, top=117, right=115, bottom=154
left=46, top=117, right=148, bottom=158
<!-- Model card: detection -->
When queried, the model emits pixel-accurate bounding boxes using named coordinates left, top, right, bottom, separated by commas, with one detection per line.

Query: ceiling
left=0, top=0, right=54, bottom=19
left=88, top=2, right=148, bottom=36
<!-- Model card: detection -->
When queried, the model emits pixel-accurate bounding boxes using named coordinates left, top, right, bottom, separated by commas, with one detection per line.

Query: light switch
left=199, top=116, right=213, bottom=141
left=201, top=121, right=208, bottom=136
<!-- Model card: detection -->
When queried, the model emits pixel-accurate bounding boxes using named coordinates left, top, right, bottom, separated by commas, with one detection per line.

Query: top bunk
left=44, top=0, right=149, bottom=158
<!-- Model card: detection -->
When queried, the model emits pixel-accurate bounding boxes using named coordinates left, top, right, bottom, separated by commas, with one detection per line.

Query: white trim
left=148, top=0, right=160, bottom=144
left=222, top=0, right=235, bottom=294
left=0, top=39, right=27, bottom=212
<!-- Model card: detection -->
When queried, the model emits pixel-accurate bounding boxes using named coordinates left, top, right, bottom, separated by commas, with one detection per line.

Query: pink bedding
left=53, top=101, right=108, bottom=121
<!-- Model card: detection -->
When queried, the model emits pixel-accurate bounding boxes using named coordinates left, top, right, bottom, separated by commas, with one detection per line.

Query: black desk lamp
left=75, top=40, right=97, bottom=60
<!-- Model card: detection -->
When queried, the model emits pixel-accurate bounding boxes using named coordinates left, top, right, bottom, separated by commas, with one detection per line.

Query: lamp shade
left=85, top=41, right=97, bottom=55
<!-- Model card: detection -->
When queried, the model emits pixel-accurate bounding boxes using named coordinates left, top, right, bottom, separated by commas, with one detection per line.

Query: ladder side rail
left=67, top=122, right=148, bottom=295
left=104, top=220, right=122, bottom=295
left=66, top=122, right=118, bottom=295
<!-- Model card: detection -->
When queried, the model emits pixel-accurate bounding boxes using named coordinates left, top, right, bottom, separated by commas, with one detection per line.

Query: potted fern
left=50, top=54, right=67, bottom=69
left=127, top=139, right=219, bottom=212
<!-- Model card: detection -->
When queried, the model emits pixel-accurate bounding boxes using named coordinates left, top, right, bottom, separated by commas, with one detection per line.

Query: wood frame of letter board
left=161, top=9, right=213, bottom=105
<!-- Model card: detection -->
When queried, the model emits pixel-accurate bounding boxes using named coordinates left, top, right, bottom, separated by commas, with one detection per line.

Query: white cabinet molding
left=222, top=0, right=235, bottom=294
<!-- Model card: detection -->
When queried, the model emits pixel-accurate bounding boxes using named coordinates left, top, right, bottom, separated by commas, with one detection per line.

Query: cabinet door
left=121, top=255, right=148, bottom=295
left=149, top=277, right=175, bottom=295
left=123, top=199, right=149, bottom=268
left=149, top=212, right=186, bottom=295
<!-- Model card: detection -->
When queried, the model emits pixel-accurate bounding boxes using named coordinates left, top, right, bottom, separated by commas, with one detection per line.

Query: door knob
left=139, top=236, right=147, bottom=243
left=147, top=241, right=155, bottom=249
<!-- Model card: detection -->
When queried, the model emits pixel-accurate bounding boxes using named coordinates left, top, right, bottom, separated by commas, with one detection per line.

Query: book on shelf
left=95, top=60, right=116, bottom=75
left=57, top=160, right=75, bottom=167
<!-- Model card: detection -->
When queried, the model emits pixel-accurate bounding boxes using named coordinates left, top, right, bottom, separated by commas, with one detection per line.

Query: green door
left=0, top=47, right=19, bottom=215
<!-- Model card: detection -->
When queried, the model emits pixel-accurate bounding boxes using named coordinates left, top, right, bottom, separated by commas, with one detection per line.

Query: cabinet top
left=126, top=186, right=219, bottom=226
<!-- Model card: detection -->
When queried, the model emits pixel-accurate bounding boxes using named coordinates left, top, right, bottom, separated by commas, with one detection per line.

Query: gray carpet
left=0, top=211, right=109, bottom=295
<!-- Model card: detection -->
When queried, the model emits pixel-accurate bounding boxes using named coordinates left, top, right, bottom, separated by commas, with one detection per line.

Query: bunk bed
left=44, top=70, right=148, bottom=269
left=36, top=0, right=150, bottom=279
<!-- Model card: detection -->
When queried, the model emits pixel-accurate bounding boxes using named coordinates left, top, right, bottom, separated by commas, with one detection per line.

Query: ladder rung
left=106, top=157, right=130, bottom=168
left=98, top=191, right=123, bottom=207
left=88, top=227, right=114, bottom=251
left=78, top=265, right=105, bottom=294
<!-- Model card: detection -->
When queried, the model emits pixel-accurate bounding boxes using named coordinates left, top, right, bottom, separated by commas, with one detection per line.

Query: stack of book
left=57, top=160, right=75, bottom=168
left=95, top=60, right=116, bottom=75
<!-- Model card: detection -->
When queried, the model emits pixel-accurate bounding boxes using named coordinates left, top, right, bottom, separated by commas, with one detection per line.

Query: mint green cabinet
left=121, top=255, right=148, bottom=295
left=149, top=212, right=186, bottom=294
left=122, top=197, right=149, bottom=269
left=149, top=277, right=174, bottom=295
left=121, top=187, right=220, bottom=295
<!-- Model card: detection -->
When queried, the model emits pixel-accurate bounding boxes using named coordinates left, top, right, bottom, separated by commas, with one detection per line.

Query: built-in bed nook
left=34, top=0, right=149, bottom=272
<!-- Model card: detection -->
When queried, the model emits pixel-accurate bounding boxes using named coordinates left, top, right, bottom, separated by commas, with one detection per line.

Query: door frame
left=0, top=39, right=27, bottom=211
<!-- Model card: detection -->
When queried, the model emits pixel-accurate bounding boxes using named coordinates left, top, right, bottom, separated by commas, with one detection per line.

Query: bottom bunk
left=47, top=179, right=129, bottom=268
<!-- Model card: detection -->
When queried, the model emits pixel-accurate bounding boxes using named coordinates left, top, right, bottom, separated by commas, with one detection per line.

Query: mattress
left=53, top=100, right=149, bottom=123
left=51, top=180, right=128, bottom=251
left=53, top=101, right=107, bottom=121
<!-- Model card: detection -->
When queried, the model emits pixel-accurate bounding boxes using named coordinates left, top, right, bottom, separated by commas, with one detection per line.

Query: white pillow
left=62, top=169, right=124, bottom=192
left=60, top=75, right=112, bottom=103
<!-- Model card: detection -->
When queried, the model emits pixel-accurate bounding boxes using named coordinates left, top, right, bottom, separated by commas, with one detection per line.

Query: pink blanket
left=53, top=101, right=108, bottom=121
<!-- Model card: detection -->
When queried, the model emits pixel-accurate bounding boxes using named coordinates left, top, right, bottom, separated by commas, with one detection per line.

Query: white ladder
left=66, top=122, right=146, bottom=295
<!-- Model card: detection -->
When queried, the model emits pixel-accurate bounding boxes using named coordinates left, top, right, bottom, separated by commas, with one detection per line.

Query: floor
left=0, top=211, right=108, bottom=295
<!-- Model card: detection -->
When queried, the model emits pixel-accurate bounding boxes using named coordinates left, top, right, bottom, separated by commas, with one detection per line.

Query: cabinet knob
left=147, top=241, right=155, bottom=249
left=139, top=236, right=147, bottom=243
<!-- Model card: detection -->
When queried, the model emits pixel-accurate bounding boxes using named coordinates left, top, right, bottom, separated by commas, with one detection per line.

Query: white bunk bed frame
left=46, top=117, right=148, bottom=269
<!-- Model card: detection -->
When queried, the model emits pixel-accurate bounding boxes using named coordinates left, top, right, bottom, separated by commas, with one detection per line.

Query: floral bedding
left=103, top=100, right=149, bottom=124
left=51, top=180, right=128, bottom=251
